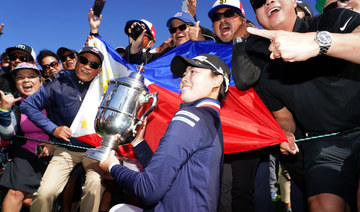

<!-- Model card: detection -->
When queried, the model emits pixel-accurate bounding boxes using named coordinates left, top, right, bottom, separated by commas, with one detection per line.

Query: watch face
left=317, top=31, right=332, bottom=45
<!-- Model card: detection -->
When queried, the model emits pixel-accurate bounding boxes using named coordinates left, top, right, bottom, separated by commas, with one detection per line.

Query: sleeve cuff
left=109, top=163, right=120, bottom=173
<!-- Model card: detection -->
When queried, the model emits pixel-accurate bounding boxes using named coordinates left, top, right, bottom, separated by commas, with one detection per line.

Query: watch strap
left=233, top=37, right=244, bottom=45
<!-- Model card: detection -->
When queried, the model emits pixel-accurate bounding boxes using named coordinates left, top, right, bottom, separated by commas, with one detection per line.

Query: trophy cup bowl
left=84, top=70, right=158, bottom=161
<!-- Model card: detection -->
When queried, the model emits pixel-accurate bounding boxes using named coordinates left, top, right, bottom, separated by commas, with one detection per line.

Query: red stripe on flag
left=144, top=85, right=287, bottom=154
left=221, top=87, right=286, bottom=153
left=145, top=84, right=182, bottom=152
left=75, top=133, right=102, bottom=147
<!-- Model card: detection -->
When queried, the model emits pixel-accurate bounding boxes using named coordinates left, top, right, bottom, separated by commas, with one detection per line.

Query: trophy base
left=83, top=134, right=118, bottom=161
left=83, top=148, right=110, bottom=162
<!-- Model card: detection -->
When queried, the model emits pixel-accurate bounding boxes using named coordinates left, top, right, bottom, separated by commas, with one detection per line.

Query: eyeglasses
left=210, top=9, right=239, bottom=22
left=78, top=56, right=101, bottom=69
left=251, top=0, right=267, bottom=10
left=41, top=61, right=59, bottom=70
left=60, top=53, right=76, bottom=62
left=9, top=55, right=32, bottom=62
left=169, top=24, right=190, bottom=34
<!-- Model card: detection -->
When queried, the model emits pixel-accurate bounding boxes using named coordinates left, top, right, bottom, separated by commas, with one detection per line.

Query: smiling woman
left=99, top=54, right=231, bottom=211
left=0, top=62, right=53, bottom=212
left=13, top=68, right=42, bottom=98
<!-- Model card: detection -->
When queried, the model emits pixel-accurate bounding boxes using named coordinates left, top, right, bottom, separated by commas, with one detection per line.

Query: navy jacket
left=110, top=98, right=224, bottom=211
left=20, top=70, right=94, bottom=151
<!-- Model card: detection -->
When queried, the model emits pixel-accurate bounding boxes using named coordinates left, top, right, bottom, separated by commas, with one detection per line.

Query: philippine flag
left=70, top=37, right=286, bottom=154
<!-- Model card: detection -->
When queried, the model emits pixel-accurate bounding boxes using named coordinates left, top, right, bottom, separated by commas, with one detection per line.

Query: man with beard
left=207, top=0, right=276, bottom=211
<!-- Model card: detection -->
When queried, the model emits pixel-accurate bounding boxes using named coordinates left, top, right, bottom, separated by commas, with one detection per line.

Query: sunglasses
left=169, top=24, right=190, bottom=34
left=251, top=0, right=267, bottom=9
left=210, top=9, right=239, bottom=22
left=78, top=56, right=101, bottom=69
left=338, top=0, right=350, bottom=3
left=41, top=61, right=59, bottom=70
left=9, top=55, right=32, bottom=62
left=60, top=53, right=76, bottom=62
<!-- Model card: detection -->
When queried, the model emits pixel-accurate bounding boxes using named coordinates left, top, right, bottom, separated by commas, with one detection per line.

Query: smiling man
left=207, top=1, right=277, bottom=212
left=21, top=46, right=105, bottom=212
left=208, top=0, right=247, bottom=43
left=57, top=47, right=78, bottom=71
left=229, top=0, right=360, bottom=211
left=125, top=12, right=197, bottom=65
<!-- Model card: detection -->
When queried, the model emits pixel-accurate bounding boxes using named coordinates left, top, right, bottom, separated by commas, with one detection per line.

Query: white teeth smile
left=82, top=70, right=90, bottom=75
left=268, top=7, right=280, bottom=16
left=23, top=85, right=32, bottom=91
left=182, top=85, right=191, bottom=90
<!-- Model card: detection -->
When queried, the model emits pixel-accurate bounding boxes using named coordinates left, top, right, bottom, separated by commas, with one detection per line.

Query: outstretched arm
left=247, top=27, right=360, bottom=64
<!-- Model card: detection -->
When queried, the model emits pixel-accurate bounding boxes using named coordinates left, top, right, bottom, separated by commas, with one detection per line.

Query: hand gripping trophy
left=84, top=65, right=158, bottom=161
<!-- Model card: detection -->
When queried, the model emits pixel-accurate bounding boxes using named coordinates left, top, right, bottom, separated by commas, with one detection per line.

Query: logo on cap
left=16, top=45, right=26, bottom=50
left=194, top=55, right=207, bottom=61
left=91, top=48, right=99, bottom=53
left=220, top=0, right=227, bottom=4
left=174, top=12, right=182, bottom=17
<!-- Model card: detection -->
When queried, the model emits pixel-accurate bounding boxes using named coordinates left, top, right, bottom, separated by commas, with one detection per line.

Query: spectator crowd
left=0, top=0, right=360, bottom=211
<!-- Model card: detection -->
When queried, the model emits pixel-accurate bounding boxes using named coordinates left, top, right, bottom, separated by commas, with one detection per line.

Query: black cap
left=6, top=44, right=36, bottom=61
left=115, top=46, right=126, bottom=55
left=296, top=0, right=313, bottom=17
left=56, top=47, right=78, bottom=59
left=171, top=54, right=231, bottom=91
left=78, top=46, right=104, bottom=64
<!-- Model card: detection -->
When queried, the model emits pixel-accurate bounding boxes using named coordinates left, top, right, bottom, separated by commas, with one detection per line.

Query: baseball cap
left=6, top=44, right=36, bottom=61
left=124, top=19, right=156, bottom=41
left=296, top=0, right=313, bottom=17
left=11, top=62, right=41, bottom=77
left=78, top=46, right=104, bottom=64
left=56, top=47, right=78, bottom=59
left=115, top=46, right=126, bottom=55
left=171, top=54, right=231, bottom=92
left=208, top=0, right=246, bottom=19
left=166, top=12, right=195, bottom=28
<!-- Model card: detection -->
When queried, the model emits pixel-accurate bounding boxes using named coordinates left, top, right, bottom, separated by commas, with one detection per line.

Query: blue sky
left=0, top=0, right=318, bottom=58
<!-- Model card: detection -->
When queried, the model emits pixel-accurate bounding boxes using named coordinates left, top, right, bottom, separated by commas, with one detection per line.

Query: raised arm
left=88, top=8, right=102, bottom=35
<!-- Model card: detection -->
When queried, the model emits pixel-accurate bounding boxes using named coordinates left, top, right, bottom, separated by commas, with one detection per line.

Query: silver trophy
left=84, top=66, right=158, bottom=161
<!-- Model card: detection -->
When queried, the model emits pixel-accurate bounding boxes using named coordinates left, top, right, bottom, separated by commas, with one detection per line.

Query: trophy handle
left=131, top=92, right=158, bottom=136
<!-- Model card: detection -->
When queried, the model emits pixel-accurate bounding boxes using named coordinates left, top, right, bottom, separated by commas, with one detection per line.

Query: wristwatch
left=233, top=37, right=245, bottom=45
left=314, top=31, right=333, bottom=56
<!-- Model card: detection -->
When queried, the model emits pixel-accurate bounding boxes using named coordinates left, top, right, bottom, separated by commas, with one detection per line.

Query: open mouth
left=23, top=85, right=33, bottom=92
left=176, top=34, right=185, bottom=39
left=220, top=24, right=231, bottom=35
left=268, top=7, right=280, bottom=17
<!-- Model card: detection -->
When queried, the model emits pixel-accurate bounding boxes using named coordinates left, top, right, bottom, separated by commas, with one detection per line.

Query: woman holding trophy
left=99, top=54, right=230, bottom=211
